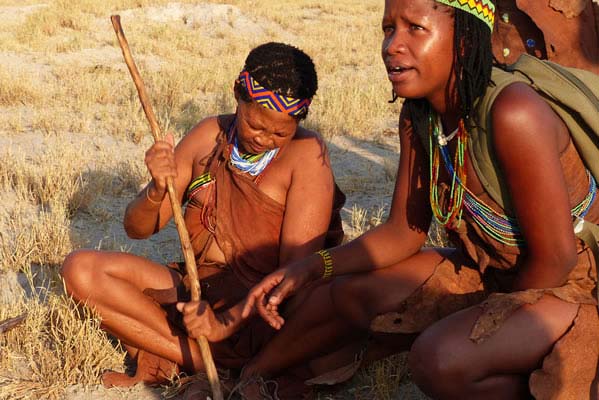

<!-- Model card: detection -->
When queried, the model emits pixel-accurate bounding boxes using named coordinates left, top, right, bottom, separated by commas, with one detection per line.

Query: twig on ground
left=0, top=313, right=27, bottom=334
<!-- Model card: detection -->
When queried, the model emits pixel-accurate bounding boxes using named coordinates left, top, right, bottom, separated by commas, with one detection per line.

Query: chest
left=189, top=152, right=292, bottom=207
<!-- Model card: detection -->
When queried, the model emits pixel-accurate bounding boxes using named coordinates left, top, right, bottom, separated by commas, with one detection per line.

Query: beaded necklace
left=429, top=113, right=468, bottom=227
left=429, top=111, right=598, bottom=246
left=228, top=119, right=279, bottom=176
left=461, top=171, right=597, bottom=246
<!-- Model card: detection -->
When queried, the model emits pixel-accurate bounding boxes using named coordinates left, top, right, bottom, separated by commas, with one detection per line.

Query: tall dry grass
left=0, top=0, right=431, bottom=398
left=0, top=277, right=124, bottom=400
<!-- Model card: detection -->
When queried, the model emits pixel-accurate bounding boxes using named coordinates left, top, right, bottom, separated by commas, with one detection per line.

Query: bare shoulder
left=176, top=115, right=225, bottom=161
left=490, top=82, right=565, bottom=156
left=178, top=116, right=221, bottom=148
left=286, top=126, right=330, bottom=169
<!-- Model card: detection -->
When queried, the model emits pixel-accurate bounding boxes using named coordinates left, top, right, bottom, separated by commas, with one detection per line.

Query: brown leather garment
left=155, top=115, right=345, bottom=398
left=492, top=0, right=599, bottom=73
left=372, top=138, right=599, bottom=397
left=184, top=114, right=345, bottom=290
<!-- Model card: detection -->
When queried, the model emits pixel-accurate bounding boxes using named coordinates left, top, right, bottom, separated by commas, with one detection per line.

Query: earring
left=388, top=89, right=399, bottom=104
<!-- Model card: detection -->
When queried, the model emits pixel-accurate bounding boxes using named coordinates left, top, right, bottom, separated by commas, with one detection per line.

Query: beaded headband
left=238, top=70, right=311, bottom=117
left=435, top=0, right=495, bottom=32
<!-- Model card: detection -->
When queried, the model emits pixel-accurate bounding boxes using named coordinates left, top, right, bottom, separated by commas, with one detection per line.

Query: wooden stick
left=110, top=15, right=223, bottom=400
left=0, top=313, right=26, bottom=334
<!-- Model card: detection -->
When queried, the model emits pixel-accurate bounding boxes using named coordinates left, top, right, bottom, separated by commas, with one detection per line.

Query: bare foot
left=102, top=350, right=179, bottom=388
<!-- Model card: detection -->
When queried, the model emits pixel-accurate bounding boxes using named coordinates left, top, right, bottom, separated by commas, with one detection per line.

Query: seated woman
left=243, top=1, right=599, bottom=398
left=60, top=42, right=344, bottom=396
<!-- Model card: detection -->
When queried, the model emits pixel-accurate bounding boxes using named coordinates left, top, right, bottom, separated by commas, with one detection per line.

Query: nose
left=253, top=134, right=271, bottom=148
left=382, top=30, right=406, bottom=56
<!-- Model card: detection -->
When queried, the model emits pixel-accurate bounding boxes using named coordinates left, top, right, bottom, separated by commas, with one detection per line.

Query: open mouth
left=386, top=64, right=415, bottom=83
left=387, top=65, right=413, bottom=74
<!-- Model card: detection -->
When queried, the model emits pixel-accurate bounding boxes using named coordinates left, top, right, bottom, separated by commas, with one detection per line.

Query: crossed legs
left=60, top=249, right=205, bottom=373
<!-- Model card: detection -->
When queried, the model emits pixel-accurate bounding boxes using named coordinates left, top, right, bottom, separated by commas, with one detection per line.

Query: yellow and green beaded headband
left=435, top=0, right=495, bottom=32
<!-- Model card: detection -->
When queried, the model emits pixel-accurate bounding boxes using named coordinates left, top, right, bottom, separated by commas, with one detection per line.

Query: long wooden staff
left=110, top=15, right=223, bottom=400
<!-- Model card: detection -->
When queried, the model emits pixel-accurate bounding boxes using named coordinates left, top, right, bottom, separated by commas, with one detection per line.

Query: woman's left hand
left=176, top=301, right=234, bottom=342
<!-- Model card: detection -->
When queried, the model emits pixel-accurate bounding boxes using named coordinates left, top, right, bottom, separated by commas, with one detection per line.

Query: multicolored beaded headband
left=435, top=0, right=495, bottom=32
left=238, top=70, right=311, bottom=117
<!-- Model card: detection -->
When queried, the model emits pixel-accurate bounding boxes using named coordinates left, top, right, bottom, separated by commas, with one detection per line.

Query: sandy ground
left=0, top=2, right=429, bottom=399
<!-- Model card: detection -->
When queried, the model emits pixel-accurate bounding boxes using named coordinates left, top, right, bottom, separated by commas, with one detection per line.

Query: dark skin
left=241, top=0, right=586, bottom=398
left=60, top=85, right=339, bottom=374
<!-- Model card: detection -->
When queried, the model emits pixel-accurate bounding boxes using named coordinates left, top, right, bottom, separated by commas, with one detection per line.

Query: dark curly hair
left=403, top=6, right=493, bottom=136
left=235, top=42, right=318, bottom=120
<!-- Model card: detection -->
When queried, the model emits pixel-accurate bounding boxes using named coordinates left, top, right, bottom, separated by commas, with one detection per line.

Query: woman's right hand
left=144, top=132, right=177, bottom=201
left=242, top=254, right=322, bottom=329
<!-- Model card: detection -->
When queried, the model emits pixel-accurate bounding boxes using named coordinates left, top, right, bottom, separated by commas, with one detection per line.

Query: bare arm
left=242, top=108, right=433, bottom=326
left=491, top=83, right=578, bottom=290
left=123, top=118, right=219, bottom=239
left=277, top=133, right=337, bottom=265
left=287, top=113, right=432, bottom=282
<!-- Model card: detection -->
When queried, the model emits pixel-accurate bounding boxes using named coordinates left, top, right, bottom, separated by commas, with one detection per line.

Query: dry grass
left=0, top=68, right=41, bottom=106
left=0, top=273, right=124, bottom=400
left=0, top=0, right=392, bottom=140
left=0, top=1, right=429, bottom=398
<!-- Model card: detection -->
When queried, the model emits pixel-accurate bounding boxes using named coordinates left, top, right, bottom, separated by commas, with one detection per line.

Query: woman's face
left=382, top=0, right=456, bottom=110
left=235, top=99, right=298, bottom=154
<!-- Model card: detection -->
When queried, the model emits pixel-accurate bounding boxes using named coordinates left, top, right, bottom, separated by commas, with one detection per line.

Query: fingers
left=176, top=301, right=199, bottom=315
left=256, top=296, right=285, bottom=330
left=165, top=132, right=175, bottom=146
left=145, top=134, right=177, bottom=193
left=241, top=272, right=290, bottom=329
left=267, top=279, right=296, bottom=308
left=176, top=301, right=212, bottom=339
left=241, top=274, right=284, bottom=319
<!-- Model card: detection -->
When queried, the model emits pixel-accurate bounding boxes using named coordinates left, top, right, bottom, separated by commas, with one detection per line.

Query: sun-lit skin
left=241, top=1, right=599, bottom=398
left=234, top=96, right=298, bottom=155
left=60, top=73, right=340, bottom=382
left=382, top=0, right=456, bottom=113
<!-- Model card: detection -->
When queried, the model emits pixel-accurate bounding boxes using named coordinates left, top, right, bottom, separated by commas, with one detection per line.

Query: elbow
left=124, top=227, right=147, bottom=240
left=123, top=222, right=152, bottom=240
left=559, top=236, right=579, bottom=274
left=548, top=241, right=579, bottom=285
left=560, top=248, right=579, bottom=279
left=123, top=215, right=152, bottom=240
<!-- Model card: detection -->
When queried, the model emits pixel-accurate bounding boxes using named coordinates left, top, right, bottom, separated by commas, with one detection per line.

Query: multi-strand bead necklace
left=428, top=111, right=597, bottom=247
left=428, top=113, right=468, bottom=227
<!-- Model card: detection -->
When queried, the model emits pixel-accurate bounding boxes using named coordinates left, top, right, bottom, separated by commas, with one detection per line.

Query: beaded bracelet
left=145, top=186, right=162, bottom=206
left=316, top=249, right=333, bottom=279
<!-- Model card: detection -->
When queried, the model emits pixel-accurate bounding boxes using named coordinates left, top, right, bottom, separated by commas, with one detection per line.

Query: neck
left=427, top=72, right=460, bottom=123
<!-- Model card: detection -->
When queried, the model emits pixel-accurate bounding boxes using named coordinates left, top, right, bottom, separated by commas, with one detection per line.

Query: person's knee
left=409, top=329, right=470, bottom=399
left=60, top=249, right=100, bottom=300
left=331, top=276, right=376, bottom=329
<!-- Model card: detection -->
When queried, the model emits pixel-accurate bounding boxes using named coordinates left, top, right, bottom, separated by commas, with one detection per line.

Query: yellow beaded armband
left=316, top=249, right=333, bottom=279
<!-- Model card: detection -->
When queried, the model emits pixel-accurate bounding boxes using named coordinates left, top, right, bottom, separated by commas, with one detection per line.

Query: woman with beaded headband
left=244, top=0, right=599, bottom=398
left=60, top=42, right=348, bottom=398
